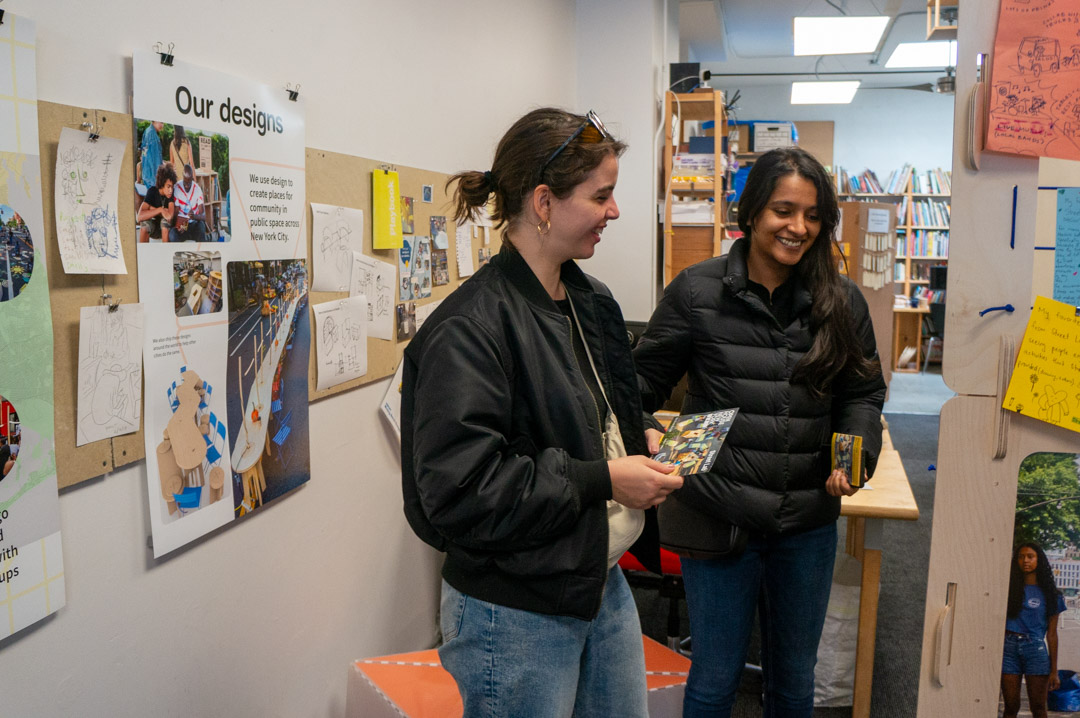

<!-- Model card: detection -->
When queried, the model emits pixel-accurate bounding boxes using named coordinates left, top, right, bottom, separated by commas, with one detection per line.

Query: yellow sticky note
left=372, top=170, right=402, bottom=249
left=1003, top=295, right=1080, bottom=433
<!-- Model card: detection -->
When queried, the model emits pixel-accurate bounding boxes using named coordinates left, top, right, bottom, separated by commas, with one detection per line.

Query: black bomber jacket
left=401, top=245, right=660, bottom=621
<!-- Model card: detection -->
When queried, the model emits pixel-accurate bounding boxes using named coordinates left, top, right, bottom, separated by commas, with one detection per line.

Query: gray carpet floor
left=632, top=408, right=941, bottom=717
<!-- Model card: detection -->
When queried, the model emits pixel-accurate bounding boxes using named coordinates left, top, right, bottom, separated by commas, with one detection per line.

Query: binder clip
left=285, top=83, right=300, bottom=102
left=81, top=121, right=100, bottom=142
left=0, top=9, right=6, bottom=26
left=377, top=163, right=397, bottom=175
left=154, top=42, right=175, bottom=67
left=101, top=293, right=121, bottom=313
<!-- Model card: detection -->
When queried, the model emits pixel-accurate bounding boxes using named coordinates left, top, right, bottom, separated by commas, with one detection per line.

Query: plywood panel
left=37, top=101, right=143, bottom=488
left=794, top=121, right=835, bottom=167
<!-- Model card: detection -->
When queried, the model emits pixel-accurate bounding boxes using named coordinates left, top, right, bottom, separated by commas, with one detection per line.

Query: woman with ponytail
left=633, top=147, right=887, bottom=717
left=400, top=108, right=682, bottom=717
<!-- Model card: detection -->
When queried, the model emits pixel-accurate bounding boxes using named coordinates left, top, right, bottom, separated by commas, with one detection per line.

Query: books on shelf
left=908, top=198, right=951, bottom=227
left=901, top=230, right=949, bottom=258
left=911, top=167, right=952, bottom=195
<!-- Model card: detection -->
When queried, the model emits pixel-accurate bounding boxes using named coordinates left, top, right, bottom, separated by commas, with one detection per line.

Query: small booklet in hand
left=831, top=432, right=864, bottom=488
left=654, top=409, right=738, bottom=476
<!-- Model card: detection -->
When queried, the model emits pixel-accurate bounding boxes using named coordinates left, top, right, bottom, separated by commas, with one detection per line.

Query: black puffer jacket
left=401, top=246, right=660, bottom=621
left=634, top=238, right=887, bottom=537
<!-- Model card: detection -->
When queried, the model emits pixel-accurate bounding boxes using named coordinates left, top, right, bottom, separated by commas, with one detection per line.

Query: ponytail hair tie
left=484, top=170, right=497, bottom=192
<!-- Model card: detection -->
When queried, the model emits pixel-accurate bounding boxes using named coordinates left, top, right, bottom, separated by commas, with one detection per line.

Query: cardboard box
left=346, top=636, right=690, bottom=718
left=752, top=122, right=794, bottom=152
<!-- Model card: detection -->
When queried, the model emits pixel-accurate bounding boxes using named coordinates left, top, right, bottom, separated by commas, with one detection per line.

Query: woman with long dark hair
left=401, top=108, right=682, bottom=717
left=633, top=147, right=887, bottom=717
left=169, top=125, right=193, bottom=174
left=1002, top=542, right=1066, bottom=718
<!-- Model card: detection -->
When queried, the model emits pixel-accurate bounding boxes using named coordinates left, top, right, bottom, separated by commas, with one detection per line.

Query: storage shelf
left=671, top=181, right=716, bottom=192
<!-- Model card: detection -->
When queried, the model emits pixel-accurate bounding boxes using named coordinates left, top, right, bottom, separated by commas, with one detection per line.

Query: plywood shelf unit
left=661, top=89, right=726, bottom=286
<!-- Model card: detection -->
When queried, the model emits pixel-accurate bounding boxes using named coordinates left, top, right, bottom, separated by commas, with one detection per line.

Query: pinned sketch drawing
left=311, top=202, right=364, bottom=291
left=77, top=304, right=144, bottom=446
left=986, top=0, right=1080, bottom=161
left=55, top=127, right=127, bottom=274
left=349, top=251, right=394, bottom=340
left=313, top=296, right=368, bottom=390
left=456, top=222, right=475, bottom=278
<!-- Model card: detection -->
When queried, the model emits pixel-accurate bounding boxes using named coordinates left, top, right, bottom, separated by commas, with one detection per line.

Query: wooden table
left=166, top=369, right=206, bottom=485
left=892, top=305, right=929, bottom=373
left=840, top=427, right=919, bottom=718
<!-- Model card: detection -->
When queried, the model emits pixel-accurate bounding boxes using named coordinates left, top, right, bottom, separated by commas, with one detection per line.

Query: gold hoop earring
left=537, top=220, right=550, bottom=236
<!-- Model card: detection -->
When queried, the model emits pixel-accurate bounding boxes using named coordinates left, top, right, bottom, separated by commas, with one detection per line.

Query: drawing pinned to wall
left=313, top=296, right=369, bottom=391
left=986, top=0, right=1080, bottom=161
left=0, top=203, right=34, bottom=302
left=349, top=252, right=394, bottom=340
left=1003, top=296, right=1080, bottom=434
left=401, top=196, right=414, bottom=234
left=76, top=304, right=143, bottom=446
left=54, top=128, right=127, bottom=274
left=430, top=216, right=448, bottom=249
left=396, top=301, right=416, bottom=341
left=421, top=185, right=433, bottom=203
left=173, top=250, right=224, bottom=316
left=414, top=298, right=443, bottom=333
left=432, top=248, right=449, bottom=286
left=132, top=119, right=230, bottom=243
left=310, top=202, right=364, bottom=292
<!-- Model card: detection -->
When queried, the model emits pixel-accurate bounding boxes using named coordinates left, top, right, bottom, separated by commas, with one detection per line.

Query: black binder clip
left=285, top=83, right=300, bottom=102
left=154, top=42, right=175, bottom=67
left=82, top=121, right=100, bottom=142
left=0, top=9, right=6, bottom=26
left=101, top=293, right=121, bottom=313
left=377, top=163, right=397, bottom=175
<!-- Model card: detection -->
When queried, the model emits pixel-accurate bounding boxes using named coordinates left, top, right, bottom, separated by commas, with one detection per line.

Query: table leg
left=852, top=518, right=884, bottom=718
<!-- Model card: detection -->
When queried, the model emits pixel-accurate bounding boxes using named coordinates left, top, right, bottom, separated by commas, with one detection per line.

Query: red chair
left=619, top=548, right=688, bottom=654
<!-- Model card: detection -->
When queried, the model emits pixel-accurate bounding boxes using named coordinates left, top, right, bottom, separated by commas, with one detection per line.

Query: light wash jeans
left=680, top=521, right=838, bottom=718
left=437, top=566, right=648, bottom=718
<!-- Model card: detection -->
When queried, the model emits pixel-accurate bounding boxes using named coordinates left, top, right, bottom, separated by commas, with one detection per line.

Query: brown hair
left=447, top=108, right=626, bottom=238
left=155, top=162, right=178, bottom=189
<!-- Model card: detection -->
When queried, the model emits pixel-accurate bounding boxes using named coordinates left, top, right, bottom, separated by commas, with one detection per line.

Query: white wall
left=0, top=2, right=593, bottom=717
left=725, top=83, right=956, bottom=179
left=576, top=0, right=674, bottom=321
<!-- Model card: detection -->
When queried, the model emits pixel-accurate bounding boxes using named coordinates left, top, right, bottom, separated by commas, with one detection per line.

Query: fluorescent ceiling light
left=793, top=16, right=889, bottom=56
left=885, top=40, right=958, bottom=68
left=791, top=81, right=860, bottom=105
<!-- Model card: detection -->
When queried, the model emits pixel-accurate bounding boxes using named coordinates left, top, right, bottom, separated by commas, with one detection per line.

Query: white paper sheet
left=313, top=296, right=368, bottom=390
left=380, top=359, right=404, bottom=439
left=55, top=127, right=127, bottom=274
left=77, top=304, right=144, bottom=445
left=455, top=223, right=475, bottom=278
left=414, top=298, right=443, bottom=332
left=311, top=202, right=365, bottom=291
left=349, top=252, right=395, bottom=340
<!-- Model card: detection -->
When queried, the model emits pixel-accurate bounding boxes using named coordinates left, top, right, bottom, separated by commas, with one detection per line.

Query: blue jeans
left=438, top=566, right=648, bottom=718
left=681, top=522, right=838, bottom=718
left=1002, top=632, right=1051, bottom=675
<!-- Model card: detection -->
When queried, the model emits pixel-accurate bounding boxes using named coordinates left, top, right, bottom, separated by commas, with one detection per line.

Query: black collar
left=723, top=236, right=814, bottom=318
left=491, top=245, right=592, bottom=313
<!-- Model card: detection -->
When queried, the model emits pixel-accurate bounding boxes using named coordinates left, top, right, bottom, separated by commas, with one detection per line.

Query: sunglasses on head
left=539, top=110, right=611, bottom=180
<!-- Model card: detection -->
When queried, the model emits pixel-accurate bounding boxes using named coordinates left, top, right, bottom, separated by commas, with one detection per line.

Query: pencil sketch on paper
left=349, top=252, right=395, bottom=341
left=54, top=127, right=128, bottom=274
left=77, top=304, right=144, bottom=446
left=313, top=297, right=368, bottom=391
left=310, top=202, right=364, bottom=291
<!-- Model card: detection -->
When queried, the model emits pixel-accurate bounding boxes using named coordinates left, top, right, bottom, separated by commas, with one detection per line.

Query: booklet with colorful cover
left=831, top=432, right=864, bottom=487
left=654, top=409, right=738, bottom=476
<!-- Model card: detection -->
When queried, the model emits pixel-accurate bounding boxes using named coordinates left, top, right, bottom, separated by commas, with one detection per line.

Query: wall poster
left=133, top=51, right=310, bottom=557
left=0, top=14, right=66, bottom=639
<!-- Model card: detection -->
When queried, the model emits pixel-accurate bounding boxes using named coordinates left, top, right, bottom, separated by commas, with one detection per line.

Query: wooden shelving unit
left=660, top=89, right=726, bottom=286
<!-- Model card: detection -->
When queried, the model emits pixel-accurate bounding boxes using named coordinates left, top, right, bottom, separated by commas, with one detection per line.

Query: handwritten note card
left=1056, top=188, right=1080, bottom=305
left=1003, top=295, right=1080, bottom=434
left=55, top=127, right=127, bottom=274
left=985, top=0, right=1080, bottom=161
left=455, top=222, right=475, bottom=278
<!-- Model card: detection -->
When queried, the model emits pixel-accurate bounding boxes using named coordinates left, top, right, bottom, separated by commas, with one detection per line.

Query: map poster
left=134, top=52, right=310, bottom=557
left=0, top=14, right=67, bottom=640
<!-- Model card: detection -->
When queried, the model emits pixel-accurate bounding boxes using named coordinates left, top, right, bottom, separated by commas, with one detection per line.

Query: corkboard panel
left=304, top=147, right=501, bottom=401
left=37, top=101, right=144, bottom=489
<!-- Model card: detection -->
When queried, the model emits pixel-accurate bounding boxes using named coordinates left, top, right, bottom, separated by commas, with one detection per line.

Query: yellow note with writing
left=1003, top=295, right=1080, bottom=433
left=372, top=169, right=402, bottom=249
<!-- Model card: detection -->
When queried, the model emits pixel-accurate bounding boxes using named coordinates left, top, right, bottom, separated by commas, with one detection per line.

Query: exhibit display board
left=0, top=13, right=66, bottom=639
left=133, top=52, right=310, bottom=557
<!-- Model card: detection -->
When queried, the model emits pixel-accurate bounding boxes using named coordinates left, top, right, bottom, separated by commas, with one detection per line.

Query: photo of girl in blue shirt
left=1002, top=542, right=1067, bottom=718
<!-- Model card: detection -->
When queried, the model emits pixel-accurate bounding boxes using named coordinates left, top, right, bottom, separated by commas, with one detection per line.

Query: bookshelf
left=660, top=88, right=726, bottom=286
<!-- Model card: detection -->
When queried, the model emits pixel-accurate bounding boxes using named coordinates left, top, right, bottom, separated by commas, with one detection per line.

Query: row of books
left=911, top=168, right=951, bottom=195
left=908, top=260, right=948, bottom=281
left=914, top=286, right=945, bottom=303
left=901, top=197, right=951, bottom=227
left=832, top=164, right=951, bottom=196
left=898, top=230, right=949, bottom=258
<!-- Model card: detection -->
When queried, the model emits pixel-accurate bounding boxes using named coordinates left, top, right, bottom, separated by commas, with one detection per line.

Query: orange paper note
left=985, top=0, right=1080, bottom=161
